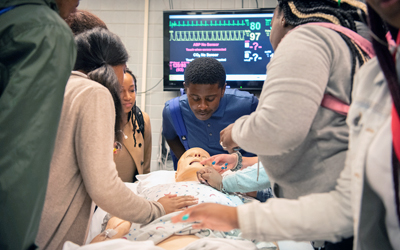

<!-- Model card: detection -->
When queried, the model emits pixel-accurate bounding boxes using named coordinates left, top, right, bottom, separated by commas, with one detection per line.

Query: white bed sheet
left=83, top=171, right=276, bottom=250
left=85, top=182, right=140, bottom=245
left=64, top=239, right=163, bottom=250
left=86, top=170, right=178, bottom=244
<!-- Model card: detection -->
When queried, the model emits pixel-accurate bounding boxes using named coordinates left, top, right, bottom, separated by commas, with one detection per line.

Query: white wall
left=77, top=0, right=278, bottom=170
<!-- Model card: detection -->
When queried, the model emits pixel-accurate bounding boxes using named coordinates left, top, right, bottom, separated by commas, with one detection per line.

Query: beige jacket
left=36, top=72, right=165, bottom=250
left=114, top=111, right=151, bottom=182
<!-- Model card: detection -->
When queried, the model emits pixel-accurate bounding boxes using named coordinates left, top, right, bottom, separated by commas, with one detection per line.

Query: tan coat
left=114, top=111, right=152, bottom=182
left=36, top=72, right=165, bottom=250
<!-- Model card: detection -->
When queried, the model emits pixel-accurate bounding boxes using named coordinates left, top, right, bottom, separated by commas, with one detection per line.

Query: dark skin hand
left=196, top=166, right=223, bottom=190
left=200, top=153, right=238, bottom=174
left=219, top=124, right=239, bottom=153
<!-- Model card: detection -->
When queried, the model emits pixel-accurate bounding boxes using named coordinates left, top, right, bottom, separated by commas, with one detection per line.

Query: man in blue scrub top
left=162, top=57, right=258, bottom=169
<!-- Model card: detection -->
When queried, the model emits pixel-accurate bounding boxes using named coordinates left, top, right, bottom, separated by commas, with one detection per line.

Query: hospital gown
left=111, top=182, right=276, bottom=249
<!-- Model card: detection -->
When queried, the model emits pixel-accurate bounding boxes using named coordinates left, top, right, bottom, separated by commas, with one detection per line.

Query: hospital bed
left=62, top=171, right=312, bottom=250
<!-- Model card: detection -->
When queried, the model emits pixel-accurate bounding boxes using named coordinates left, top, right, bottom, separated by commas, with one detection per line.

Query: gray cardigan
left=232, top=25, right=358, bottom=199
left=36, top=72, right=165, bottom=249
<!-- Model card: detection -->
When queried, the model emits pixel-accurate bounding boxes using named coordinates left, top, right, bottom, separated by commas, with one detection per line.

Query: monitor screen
left=163, top=8, right=275, bottom=91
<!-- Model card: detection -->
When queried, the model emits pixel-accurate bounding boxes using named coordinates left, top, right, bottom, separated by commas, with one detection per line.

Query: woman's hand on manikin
left=157, top=194, right=198, bottom=214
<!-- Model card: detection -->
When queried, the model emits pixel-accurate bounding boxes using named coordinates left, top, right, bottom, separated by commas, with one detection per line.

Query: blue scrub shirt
left=162, top=88, right=258, bottom=157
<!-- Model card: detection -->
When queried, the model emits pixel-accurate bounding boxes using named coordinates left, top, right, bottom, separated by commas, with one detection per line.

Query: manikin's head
left=175, top=148, right=210, bottom=182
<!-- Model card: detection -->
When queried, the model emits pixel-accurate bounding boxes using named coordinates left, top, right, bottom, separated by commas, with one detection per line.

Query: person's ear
left=221, top=83, right=226, bottom=98
left=281, top=15, right=287, bottom=27
left=183, top=82, right=188, bottom=93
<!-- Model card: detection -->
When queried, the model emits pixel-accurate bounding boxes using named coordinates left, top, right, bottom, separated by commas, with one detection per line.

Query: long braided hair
left=277, top=0, right=370, bottom=100
left=74, top=27, right=128, bottom=142
left=367, top=4, right=400, bottom=227
left=125, top=69, right=139, bottom=147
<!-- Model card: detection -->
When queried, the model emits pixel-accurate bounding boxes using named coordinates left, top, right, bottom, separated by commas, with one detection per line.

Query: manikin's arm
left=90, top=217, right=132, bottom=243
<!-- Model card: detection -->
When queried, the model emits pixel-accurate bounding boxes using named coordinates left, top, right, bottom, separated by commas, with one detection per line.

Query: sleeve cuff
left=222, top=173, right=239, bottom=192
left=237, top=202, right=260, bottom=239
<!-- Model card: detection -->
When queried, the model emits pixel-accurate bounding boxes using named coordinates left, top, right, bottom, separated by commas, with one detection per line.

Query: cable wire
left=137, top=77, right=164, bottom=94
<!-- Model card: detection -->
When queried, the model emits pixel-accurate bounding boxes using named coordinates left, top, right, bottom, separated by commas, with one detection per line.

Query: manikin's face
left=366, top=0, right=400, bottom=28
left=175, top=148, right=210, bottom=182
left=184, top=83, right=226, bottom=121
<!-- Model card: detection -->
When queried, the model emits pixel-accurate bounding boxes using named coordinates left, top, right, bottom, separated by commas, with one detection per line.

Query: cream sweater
left=36, top=72, right=165, bottom=249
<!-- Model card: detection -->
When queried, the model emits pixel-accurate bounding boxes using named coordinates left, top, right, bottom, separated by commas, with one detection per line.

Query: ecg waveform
left=169, top=30, right=251, bottom=42
left=170, top=19, right=251, bottom=28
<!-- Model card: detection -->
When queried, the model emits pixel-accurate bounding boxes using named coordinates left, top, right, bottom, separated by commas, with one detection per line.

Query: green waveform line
left=169, top=30, right=252, bottom=41
left=169, top=19, right=249, bottom=28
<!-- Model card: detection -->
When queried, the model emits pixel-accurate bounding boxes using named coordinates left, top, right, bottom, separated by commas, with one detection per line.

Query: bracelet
left=231, top=151, right=243, bottom=172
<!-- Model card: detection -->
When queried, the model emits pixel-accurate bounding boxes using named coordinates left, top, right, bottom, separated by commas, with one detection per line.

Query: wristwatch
left=231, top=151, right=243, bottom=172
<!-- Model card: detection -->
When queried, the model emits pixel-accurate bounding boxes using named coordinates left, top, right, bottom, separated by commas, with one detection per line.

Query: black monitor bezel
left=163, top=8, right=275, bottom=92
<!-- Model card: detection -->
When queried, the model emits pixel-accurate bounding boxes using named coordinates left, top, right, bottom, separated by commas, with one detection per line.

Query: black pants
left=314, top=236, right=354, bottom=250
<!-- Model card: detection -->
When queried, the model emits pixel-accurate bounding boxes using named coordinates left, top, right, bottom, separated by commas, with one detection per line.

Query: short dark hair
left=125, top=69, right=137, bottom=92
left=65, top=9, right=108, bottom=36
left=74, top=27, right=128, bottom=141
left=184, top=57, right=226, bottom=88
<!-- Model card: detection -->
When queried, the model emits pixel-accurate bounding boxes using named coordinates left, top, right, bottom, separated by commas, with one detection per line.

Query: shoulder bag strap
left=169, top=97, right=189, bottom=150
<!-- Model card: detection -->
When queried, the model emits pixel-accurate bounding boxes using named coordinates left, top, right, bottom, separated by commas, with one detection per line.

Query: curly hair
left=125, top=69, right=141, bottom=147
left=184, top=57, right=226, bottom=88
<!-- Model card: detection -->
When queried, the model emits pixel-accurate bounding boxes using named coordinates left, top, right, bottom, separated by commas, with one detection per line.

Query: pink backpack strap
left=321, top=94, right=349, bottom=116
left=304, top=22, right=375, bottom=58
left=292, top=22, right=375, bottom=116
